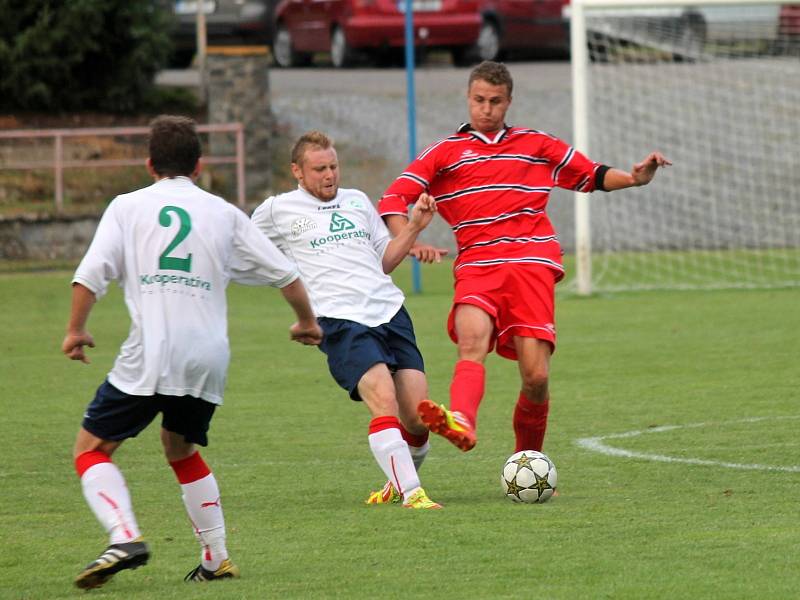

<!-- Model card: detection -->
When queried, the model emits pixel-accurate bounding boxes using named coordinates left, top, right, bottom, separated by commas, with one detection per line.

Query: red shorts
left=447, top=264, right=557, bottom=360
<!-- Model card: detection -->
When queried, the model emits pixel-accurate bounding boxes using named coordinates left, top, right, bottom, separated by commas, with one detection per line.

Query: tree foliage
left=0, top=0, right=173, bottom=112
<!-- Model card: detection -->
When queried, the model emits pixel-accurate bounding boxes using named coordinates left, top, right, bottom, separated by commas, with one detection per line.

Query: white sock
left=368, top=427, right=421, bottom=501
left=180, top=473, right=228, bottom=571
left=81, top=462, right=141, bottom=545
left=408, top=441, right=430, bottom=472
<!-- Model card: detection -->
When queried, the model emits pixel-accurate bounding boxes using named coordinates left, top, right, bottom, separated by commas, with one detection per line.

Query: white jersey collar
left=154, top=175, right=194, bottom=187
left=457, top=122, right=510, bottom=144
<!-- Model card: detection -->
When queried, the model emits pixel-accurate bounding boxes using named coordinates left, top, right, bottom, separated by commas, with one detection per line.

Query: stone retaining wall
left=0, top=214, right=99, bottom=261
left=206, top=46, right=273, bottom=199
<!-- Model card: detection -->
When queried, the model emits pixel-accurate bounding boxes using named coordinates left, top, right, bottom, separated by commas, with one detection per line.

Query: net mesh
left=575, top=2, right=800, bottom=291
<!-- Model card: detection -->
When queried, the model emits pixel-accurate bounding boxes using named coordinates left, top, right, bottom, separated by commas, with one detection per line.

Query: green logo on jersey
left=329, top=212, right=355, bottom=232
left=139, top=273, right=211, bottom=291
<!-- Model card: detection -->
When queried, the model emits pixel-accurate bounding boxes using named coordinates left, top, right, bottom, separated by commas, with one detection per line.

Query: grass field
left=1, top=262, right=799, bottom=599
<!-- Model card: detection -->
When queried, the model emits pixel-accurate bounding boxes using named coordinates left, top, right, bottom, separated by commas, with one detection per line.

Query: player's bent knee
left=520, top=372, right=549, bottom=401
left=73, top=428, right=119, bottom=459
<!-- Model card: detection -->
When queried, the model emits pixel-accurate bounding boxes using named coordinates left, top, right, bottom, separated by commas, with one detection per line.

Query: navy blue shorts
left=318, top=305, right=425, bottom=401
left=82, top=380, right=216, bottom=446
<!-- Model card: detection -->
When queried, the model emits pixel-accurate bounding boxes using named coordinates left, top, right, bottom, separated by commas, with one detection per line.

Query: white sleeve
left=365, top=194, right=392, bottom=258
left=251, top=197, right=290, bottom=253
left=72, top=200, right=124, bottom=299
left=230, top=209, right=299, bottom=287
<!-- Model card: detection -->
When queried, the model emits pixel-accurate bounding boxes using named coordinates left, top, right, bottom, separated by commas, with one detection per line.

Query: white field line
left=576, top=416, right=800, bottom=473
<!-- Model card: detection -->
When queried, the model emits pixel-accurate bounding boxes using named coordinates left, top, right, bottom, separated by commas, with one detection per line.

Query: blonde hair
left=291, top=130, right=334, bottom=165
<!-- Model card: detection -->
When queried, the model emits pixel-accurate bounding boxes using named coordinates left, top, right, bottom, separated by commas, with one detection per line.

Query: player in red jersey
left=379, top=61, right=671, bottom=455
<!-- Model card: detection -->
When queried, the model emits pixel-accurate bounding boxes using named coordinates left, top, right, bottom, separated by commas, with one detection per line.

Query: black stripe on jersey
left=399, top=172, right=429, bottom=188
left=575, top=175, right=591, bottom=192
left=459, top=235, right=559, bottom=253
left=454, top=256, right=563, bottom=271
left=437, top=184, right=551, bottom=204
left=440, top=154, right=549, bottom=174
left=451, top=207, right=545, bottom=232
left=509, top=128, right=558, bottom=141
left=418, top=136, right=469, bottom=160
left=552, top=147, right=575, bottom=185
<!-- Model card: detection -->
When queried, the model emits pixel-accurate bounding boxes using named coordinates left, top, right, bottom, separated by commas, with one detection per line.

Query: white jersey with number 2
left=73, top=176, right=299, bottom=405
left=251, top=186, right=404, bottom=327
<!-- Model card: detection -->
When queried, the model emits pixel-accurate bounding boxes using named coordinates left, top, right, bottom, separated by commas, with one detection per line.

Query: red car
left=465, top=0, right=570, bottom=62
left=271, top=0, right=482, bottom=67
left=779, top=4, right=800, bottom=38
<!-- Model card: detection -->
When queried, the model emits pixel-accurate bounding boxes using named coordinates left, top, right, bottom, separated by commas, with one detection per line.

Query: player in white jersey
left=251, top=130, right=441, bottom=509
left=62, top=116, right=322, bottom=590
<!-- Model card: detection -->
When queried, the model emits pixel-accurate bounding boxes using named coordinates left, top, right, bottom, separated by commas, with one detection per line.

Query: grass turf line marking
left=575, top=416, right=800, bottom=473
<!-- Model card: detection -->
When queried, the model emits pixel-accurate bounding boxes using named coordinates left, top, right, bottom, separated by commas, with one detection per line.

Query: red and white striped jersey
left=379, top=125, right=605, bottom=280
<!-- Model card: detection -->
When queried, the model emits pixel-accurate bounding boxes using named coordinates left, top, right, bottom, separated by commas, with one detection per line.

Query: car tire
left=273, top=25, right=311, bottom=68
left=452, top=19, right=501, bottom=65
left=330, top=26, right=356, bottom=68
left=474, top=20, right=501, bottom=62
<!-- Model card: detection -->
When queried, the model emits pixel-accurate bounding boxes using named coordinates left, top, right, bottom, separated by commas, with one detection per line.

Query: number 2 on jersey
left=158, top=206, right=193, bottom=272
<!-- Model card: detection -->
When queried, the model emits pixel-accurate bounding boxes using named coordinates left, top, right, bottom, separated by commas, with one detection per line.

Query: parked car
left=779, top=3, right=800, bottom=37
left=271, top=0, right=482, bottom=67
left=578, top=3, right=791, bottom=57
left=169, top=0, right=278, bottom=65
left=462, top=0, right=570, bottom=62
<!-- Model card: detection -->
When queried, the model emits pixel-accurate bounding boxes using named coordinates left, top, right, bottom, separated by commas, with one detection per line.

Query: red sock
left=74, top=450, right=112, bottom=477
left=399, top=423, right=429, bottom=448
left=449, top=360, right=485, bottom=428
left=513, top=393, right=549, bottom=452
left=169, top=452, right=226, bottom=570
left=169, top=451, right=211, bottom=484
left=369, top=415, right=401, bottom=435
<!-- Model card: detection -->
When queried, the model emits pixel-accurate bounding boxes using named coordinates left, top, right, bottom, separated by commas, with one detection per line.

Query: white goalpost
left=570, top=0, right=800, bottom=294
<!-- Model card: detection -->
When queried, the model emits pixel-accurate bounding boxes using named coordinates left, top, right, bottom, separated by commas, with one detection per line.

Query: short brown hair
left=291, top=130, right=334, bottom=166
left=148, top=115, right=201, bottom=177
left=468, top=61, right=513, bottom=97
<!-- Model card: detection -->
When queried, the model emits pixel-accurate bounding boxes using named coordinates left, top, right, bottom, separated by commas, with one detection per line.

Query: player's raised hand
left=406, top=193, right=447, bottom=263
left=409, top=192, right=437, bottom=229
left=632, top=152, right=672, bottom=186
left=62, top=331, right=95, bottom=364
left=416, top=192, right=437, bottom=211
left=290, top=320, right=323, bottom=346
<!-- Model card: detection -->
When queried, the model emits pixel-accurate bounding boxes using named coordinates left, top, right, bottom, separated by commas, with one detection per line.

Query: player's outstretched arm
left=603, top=152, right=672, bottom=191
left=62, top=283, right=97, bottom=364
left=280, top=278, right=323, bottom=346
left=382, top=193, right=439, bottom=273
left=409, top=243, right=449, bottom=263
left=383, top=198, right=449, bottom=266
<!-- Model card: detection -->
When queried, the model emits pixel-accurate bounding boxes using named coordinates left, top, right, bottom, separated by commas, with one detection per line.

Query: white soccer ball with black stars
left=501, top=450, right=557, bottom=503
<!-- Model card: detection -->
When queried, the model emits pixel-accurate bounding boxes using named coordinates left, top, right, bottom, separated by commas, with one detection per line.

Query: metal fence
left=0, top=122, right=246, bottom=211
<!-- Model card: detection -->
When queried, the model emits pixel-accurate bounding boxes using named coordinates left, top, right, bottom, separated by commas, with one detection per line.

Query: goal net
left=569, top=0, right=800, bottom=293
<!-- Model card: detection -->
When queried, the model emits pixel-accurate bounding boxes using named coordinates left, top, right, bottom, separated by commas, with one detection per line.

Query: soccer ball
left=501, top=450, right=557, bottom=503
